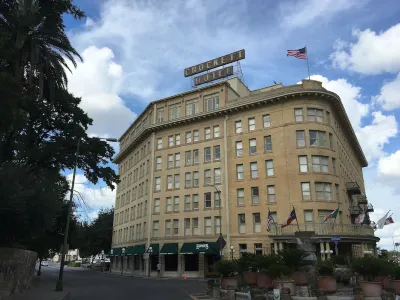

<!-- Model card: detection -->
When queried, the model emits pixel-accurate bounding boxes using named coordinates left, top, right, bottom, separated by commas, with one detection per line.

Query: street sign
left=216, top=236, right=227, bottom=250
left=331, top=236, right=341, bottom=246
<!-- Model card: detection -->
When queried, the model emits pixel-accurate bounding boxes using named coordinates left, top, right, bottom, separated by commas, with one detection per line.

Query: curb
left=103, top=272, right=208, bottom=282
left=56, top=291, right=70, bottom=300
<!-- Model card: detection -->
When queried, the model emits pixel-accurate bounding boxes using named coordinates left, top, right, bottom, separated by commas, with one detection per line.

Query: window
left=264, top=136, right=272, bottom=152
left=205, top=127, right=211, bottom=140
left=251, top=187, right=259, bottom=204
left=185, top=151, right=191, bottom=165
left=186, top=100, right=198, bottom=116
left=213, top=126, right=220, bottom=138
left=294, top=108, right=303, bottom=121
left=168, top=135, right=174, bottom=147
left=204, top=147, right=211, bottom=162
left=255, top=243, right=263, bottom=255
left=166, top=197, right=172, bottom=212
left=184, top=218, right=191, bottom=235
left=173, top=196, right=179, bottom=212
left=214, top=168, right=221, bottom=184
left=335, top=184, right=339, bottom=201
left=175, top=134, right=180, bottom=146
left=329, top=133, right=334, bottom=150
left=248, top=118, right=256, bottom=131
left=296, top=131, right=305, bottom=147
left=263, top=114, right=270, bottom=128
left=165, top=220, right=171, bottom=236
left=192, top=194, right=199, bottom=210
left=184, top=195, right=191, bottom=211
left=214, top=216, right=221, bottom=234
left=156, top=157, right=162, bottom=170
left=155, top=177, right=161, bottom=192
left=167, top=175, right=173, bottom=190
left=250, top=162, right=258, bottom=179
left=173, top=219, right=179, bottom=236
left=267, top=185, right=276, bottom=203
left=157, top=108, right=164, bottom=123
left=168, top=104, right=181, bottom=120
left=304, top=210, right=314, bottom=224
left=167, top=154, right=173, bottom=168
left=309, top=130, right=326, bottom=147
left=193, top=149, right=199, bottom=164
left=204, top=192, right=212, bottom=208
left=186, top=131, right=192, bottom=144
left=193, top=171, right=199, bottom=187
left=249, top=138, right=257, bottom=154
left=175, top=153, right=180, bottom=167
left=193, top=130, right=199, bottom=142
left=265, top=160, right=274, bottom=176
left=204, top=217, right=212, bottom=234
left=157, top=137, right=163, bottom=149
left=307, top=108, right=323, bottom=122
left=204, top=169, right=211, bottom=185
left=239, top=244, right=248, bottom=257
left=238, top=214, right=246, bottom=233
left=192, top=218, right=199, bottom=235
left=253, top=213, right=261, bottom=233
left=235, top=121, right=242, bottom=133
left=312, top=156, right=329, bottom=173
left=214, top=191, right=220, bottom=208
left=236, top=164, right=244, bottom=180
left=301, top=182, right=311, bottom=200
left=204, top=94, right=219, bottom=111
left=185, top=172, right=191, bottom=188
left=152, top=221, right=159, bottom=237
left=298, top=156, right=308, bottom=173
left=237, top=188, right=244, bottom=206
left=315, top=182, right=332, bottom=201
left=326, top=111, right=331, bottom=123
left=270, top=212, right=278, bottom=224
left=236, top=141, right=243, bottom=157
left=214, top=145, right=220, bottom=161
left=174, top=174, right=180, bottom=189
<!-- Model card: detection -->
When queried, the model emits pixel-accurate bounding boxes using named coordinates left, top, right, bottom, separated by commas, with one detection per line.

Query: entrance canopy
left=134, top=244, right=146, bottom=255
left=109, top=248, right=122, bottom=257
left=160, top=243, right=178, bottom=255
left=180, top=241, right=219, bottom=254
left=126, top=246, right=136, bottom=256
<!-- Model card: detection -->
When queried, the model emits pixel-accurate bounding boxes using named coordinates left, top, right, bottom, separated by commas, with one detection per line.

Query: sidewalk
left=104, top=271, right=208, bottom=282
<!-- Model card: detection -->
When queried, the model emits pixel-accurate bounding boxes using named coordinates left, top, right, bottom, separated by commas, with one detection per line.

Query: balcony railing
left=268, top=223, right=375, bottom=237
left=346, top=182, right=361, bottom=195
left=353, top=194, right=368, bottom=204
left=350, top=206, right=362, bottom=216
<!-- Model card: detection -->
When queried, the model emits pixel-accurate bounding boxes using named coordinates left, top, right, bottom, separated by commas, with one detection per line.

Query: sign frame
left=193, top=66, right=234, bottom=86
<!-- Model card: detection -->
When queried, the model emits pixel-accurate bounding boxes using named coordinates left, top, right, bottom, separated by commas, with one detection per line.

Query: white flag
left=355, top=213, right=365, bottom=224
left=376, top=211, right=390, bottom=229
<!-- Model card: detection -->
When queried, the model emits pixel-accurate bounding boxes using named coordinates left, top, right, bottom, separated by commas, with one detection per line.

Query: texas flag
left=385, top=216, right=394, bottom=225
left=282, top=208, right=297, bottom=228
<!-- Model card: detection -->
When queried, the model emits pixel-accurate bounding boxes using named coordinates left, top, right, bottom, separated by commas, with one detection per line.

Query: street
left=34, top=263, right=206, bottom=300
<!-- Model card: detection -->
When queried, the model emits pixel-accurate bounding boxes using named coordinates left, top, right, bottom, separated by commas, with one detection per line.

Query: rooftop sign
left=193, top=66, right=233, bottom=86
left=184, top=49, right=245, bottom=77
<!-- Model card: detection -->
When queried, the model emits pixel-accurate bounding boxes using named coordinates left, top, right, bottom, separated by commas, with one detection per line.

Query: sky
left=63, top=0, right=400, bottom=250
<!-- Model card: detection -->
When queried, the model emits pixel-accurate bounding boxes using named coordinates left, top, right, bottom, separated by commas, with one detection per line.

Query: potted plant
left=256, top=254, right=277, bottom=289
left=316, top=259, right=337, bottom=293
left=351, top=256, right=383, bottom=297
left=390, top=265, right=400, bottom=295
left=235, top=253, right=258, bottom=286
left=377, top=259, right=394, bottom=290
left=278, top=248, right=310, bottom=286
left=268, top=264, right=296, bottom=296
left=216, top=260, right=238, bottom=290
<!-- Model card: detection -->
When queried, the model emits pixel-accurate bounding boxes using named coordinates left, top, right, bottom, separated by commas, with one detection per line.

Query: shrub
left=256, top=254, right=279, bottom=274
left=351, top=256, right=382, bottom=281
left=379, top=260, right=395, bottom=277
left=278, top=248, right=310, bottom=271
left=331, top=255, right=349, bottom=266
left=234, top=252, right=258, bottom=273
left=268, top=264, right=293, bottom=280
left=316, top=259, right=334, bottom=276
left=68, top=262, right=81, bottom=267
left=216, top=260, right=237, bottom=277
left=392, top=266, right=400, bottom=280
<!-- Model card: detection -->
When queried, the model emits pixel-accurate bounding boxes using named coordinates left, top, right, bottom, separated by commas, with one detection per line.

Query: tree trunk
left=37, top=258, right=42, bottom=276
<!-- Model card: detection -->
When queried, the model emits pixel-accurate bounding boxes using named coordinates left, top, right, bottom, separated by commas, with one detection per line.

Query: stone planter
left=244, top=271, right=258, bottom=286
left=257, top=273, right=273, bottom=289
left=316, top=276, right=337, bottom=293
left=221, top=277, right=238, bottom=290
left=294, top=270, right=308, bottom=286
left=359, top=280, right=383, bottom=297
left=390, top=279, right=400, bottom=295
left=376, top=275, right=391, bottom=290
left=273, top=279, right=296, bottom=296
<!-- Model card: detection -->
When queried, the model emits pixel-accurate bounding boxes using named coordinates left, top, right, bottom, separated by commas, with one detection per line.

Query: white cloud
left=377, top=150, right=400, bottom=191
left=330, top=23, right=400, bottom=75
left=374, top=73, right=400, bottom=111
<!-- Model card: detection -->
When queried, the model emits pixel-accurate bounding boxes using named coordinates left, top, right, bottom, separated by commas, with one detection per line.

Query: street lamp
left=100, top=250, right=105, bottom=272
left=147, top=246, right=153, bottom=277
left=110, top=249, right=113, bottom=273
left=206, top=184, right=223, bottom=258
left=121, top=247, right=126, bottom=274
left=56, top=137, right=118, bottom=292
left=230, top=246, right=235, bottom=261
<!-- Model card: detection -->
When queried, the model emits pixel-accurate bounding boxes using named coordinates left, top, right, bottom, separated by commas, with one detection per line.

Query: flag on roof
left=287, top=47, right=307, bottom=60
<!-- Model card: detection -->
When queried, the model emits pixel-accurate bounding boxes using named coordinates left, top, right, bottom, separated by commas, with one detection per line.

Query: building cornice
left=113, top=86, right=368, bottom=167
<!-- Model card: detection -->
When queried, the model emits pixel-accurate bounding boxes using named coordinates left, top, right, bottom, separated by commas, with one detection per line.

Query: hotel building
left=109, top=78, right=377, bottom=277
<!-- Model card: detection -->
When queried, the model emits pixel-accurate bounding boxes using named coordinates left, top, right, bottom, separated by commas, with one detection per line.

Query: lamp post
left=110, top=249, right=113, bottom=273
left=100, top=250, right=104, bottom=272
left=121, top=247, right=126, bottom=274
left=230, top=246, right=234, bottom=261
left=147, top=246, right=153, bottom=277
left=56, top=137, right=118, bottom=292
left=206, top=184, right=223, bottom=258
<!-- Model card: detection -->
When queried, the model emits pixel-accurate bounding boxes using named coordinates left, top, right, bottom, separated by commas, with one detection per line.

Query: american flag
left=266, top=209, right=274, bottom=232
left=287, top=47, right=307, bottom=60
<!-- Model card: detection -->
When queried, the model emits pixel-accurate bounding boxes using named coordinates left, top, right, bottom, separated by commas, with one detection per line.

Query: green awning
left=126, top=246, right=136, bottom=256
left=110, top=247, right=122, bottom=256
left=180, top=241, right=218, bottom=254
left=148, top=244, right=159, bottom=255
left=160, top=243, right=178, bottom=255
left=134, top=244, right=146, bottom=255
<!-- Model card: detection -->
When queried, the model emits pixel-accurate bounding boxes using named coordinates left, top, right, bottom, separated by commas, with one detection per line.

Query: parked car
left=41, top=260, right=49, bottom=266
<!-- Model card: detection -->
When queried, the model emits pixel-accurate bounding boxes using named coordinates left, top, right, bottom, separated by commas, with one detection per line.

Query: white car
left=41, top=260, right=49, bottom=266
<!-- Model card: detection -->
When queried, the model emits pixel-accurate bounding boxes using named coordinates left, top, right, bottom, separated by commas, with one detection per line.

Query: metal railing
left=345, top=182, right=361, bottom=194
left=268, top=223, right=375, bottom=236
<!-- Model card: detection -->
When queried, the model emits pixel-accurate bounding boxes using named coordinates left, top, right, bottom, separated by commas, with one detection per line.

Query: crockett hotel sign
left=184, top=49, right=245, bottom=77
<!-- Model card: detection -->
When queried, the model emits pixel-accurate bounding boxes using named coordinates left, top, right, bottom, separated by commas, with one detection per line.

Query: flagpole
left=293, top=206, right=301, bottom=232
left=305, top=45, right=310, bottom=80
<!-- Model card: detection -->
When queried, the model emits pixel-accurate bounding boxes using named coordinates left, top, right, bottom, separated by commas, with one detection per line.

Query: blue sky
left=64, top=0, right=400, bottom=249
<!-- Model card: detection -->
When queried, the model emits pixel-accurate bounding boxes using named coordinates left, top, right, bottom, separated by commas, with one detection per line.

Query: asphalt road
left=38, top=263, right=206, bottom=300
